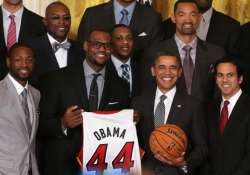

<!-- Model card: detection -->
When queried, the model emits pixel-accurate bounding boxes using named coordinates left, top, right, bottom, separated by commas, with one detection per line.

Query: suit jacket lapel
left=167, top=90, right=184, bottom=123
left=130, top=3, right=141, bottom=32
left=19, top=8, right=29, bottom=42
left=206, top=9, right=217, bottom=43
left=99, top=68, right=111, bottom=110
left=4, top=77, right=29, bottom=139
left=0, top=8, right=6, bottom=47
left=104, top=1, right=116, bottom=26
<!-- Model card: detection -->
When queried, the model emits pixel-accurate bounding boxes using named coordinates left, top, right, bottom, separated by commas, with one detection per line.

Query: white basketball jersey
left=82, top=110, right=141, bottom=175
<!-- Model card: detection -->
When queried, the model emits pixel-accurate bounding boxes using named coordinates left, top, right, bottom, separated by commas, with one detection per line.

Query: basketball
left=149, top=124, right=188, bottom=160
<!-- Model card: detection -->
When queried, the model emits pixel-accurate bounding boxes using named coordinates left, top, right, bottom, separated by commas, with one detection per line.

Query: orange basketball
left=149, top=124, right=188, bottom=160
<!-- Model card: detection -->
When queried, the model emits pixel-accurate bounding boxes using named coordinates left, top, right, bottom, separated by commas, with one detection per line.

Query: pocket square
left=138, top=32, right=147, bottom=36
left=108, top=102, right=119, bottom=105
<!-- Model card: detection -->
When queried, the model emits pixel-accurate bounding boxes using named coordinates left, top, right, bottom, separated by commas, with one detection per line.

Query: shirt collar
left=83, top=59, right=105, bottom=78
left=174, top=34, right=198, bottom=50
left=202, top=7, right=213, bottom=24
left=222, top=89, right=242, bottom=104
left=2, top=6, right=24, bottom=21
left=114, top=0, right=136, bottom=16
left=155, top=86, right=176, bottom=101
left=111, top=54, right=131, bottom=69
left=47, top=33, right=68, bottom=45
left=8, top=73, right=28, bottom=95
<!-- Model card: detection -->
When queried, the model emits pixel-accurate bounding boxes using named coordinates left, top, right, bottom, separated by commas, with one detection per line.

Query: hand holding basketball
left=149, top=124, right=188, bottom=166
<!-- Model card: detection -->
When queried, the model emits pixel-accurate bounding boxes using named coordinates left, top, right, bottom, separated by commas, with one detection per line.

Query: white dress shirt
left=196, top=7, right=213, bottom=41
left=1, top=6, right=24, bottom=44
left=221, top=89, right=242, bottom=118
left=111, top=55, right=132, bottom=92
left=47, top=33, right=69, bottom=68
left=154, top=86, right=176, bottom=124
left=175, top=35, right=197, bottom=66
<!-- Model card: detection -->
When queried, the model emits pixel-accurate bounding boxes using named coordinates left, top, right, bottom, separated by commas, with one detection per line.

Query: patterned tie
left=89, top=74, right=101, bottom=111
left=20, top=88, right=32, bottom=136
left=182, top=45, right=194, bottom=95
left=119, top=9, right=129, bottom=25
left=219, top=100, right=230, bottom=135
left=7, top=15, right=16, bottom=49
left=154, top=95, right=167, bottom=128
left=52, top=42, right=71, bottom=53
left=121, top=64, right=130, bottom=83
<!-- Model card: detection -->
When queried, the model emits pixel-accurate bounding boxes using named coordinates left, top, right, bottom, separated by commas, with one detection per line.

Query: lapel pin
left=177, top=105, right=182, bottom=108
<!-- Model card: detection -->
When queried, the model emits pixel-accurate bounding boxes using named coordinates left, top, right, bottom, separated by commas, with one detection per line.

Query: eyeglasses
left=88, top=41, right=112, bottom=49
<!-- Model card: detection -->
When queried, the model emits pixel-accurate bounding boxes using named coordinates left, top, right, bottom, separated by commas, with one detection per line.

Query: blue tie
left=119, top=9, right=129, bottom=25
left=121, top=64, right=130, bottom=83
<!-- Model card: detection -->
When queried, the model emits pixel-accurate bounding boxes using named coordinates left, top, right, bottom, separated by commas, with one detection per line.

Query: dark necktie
left=219, top=100, right=230, bottom=135
left=154, top=95, right=167, bottom=128
left=182, top=45, right=194, bottom=94
left=121, top=64, right=130, bottom=83
left=21, top=88, right=31, bottom=136
left=119, top=9, right=129, bottom=25
left=7, top=15, right=16, bottom=49
left=52, top=41, right=71, bottom=53
left=89, top=74, right=101, bottom=111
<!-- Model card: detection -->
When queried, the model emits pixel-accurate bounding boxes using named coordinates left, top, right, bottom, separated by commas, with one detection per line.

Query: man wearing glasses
left=38, top=30, right=130, bottom=175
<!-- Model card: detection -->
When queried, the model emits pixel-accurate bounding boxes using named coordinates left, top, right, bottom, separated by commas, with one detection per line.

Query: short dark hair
left=214, top=57, right=244, bottom=77
left=45, top=1, right=69, bottom=17
left=152, top=51, right=182, bottom=68
left=174, top=0, right=199, bottom=12
left=7, top=43, right=34, bottom=58
left=111, top=24, right=134, bottom=38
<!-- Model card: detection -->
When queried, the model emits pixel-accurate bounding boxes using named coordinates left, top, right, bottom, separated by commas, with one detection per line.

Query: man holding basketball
left=204, top=58, right=250, bottom=175
left=131, top=52, right=207, bottom=175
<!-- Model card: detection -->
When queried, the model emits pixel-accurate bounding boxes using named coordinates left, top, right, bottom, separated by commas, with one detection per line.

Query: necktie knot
left=119, top=9, right=129, bottom=25
left=121, top=9, right=128, bottom=16
left=223, top=100, right=230, bottom=107
left=93, top=73, right=101, bottom=80
left=183, top=45, right=192, bottom=53
left=9, top=14, right=15, bottom=20
left=160, top=95, right=167, bottom=102
left=53, top=41, right=71, bottom=52
left=21, top=88, right=28, bottom=99
left=121, top=64, right=129, bottom=71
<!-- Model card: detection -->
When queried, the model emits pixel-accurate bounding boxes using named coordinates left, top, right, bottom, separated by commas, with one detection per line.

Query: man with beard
left=38, top=30, right=130, bottom=175
left=0, top=0, right=46, bottom=80
left=0, top=43, right=40, bottom=175
left=141, top=0, right=224, bottom=103
left=162, top=0, right=240, bottom=56
left=27, top=1, right=84, bottom=88
left=108, top=24, right=141, bottom=97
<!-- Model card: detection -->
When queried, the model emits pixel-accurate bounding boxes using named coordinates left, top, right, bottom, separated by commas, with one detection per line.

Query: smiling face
left=151, top=55, right=182, bottom=93
left=216, top=63, right=243, bottom=99
left=84, top=31, right=112, bottom=72
left=44, top=3, right=71, bottom=42
left=172, top=2, right=201, bottom=38
left=7, top=46, right=34, bottom=86
left=112, top=26, right=133, bottom=62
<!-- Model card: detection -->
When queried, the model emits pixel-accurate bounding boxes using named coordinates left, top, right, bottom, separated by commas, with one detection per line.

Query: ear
left=239, top=75, right=243, bottom=85
left=151, top=66, right=155, bottom=77
left=178, top=67, right=182, bottom=78
left=43, top=17, right=47, bottom=26
left=170, top=14, right=176, bottom=24
left=83, top=41, right=88, bottom=52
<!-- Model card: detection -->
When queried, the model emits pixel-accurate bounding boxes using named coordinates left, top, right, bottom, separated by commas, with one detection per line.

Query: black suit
left=235, top=22, right=250, bottom=94
left=205, top=93, right=250, bottom=175
left=38, top=64, right=130, bottom=175
left=0, top=7, right=46, bottom=80
left=141, top=37, right=225, bottom=102
left=131, top=87, right=207, bottom=175
left=27, top=34, right=84, bottom=88
left=77, top=0, right=163, bottom=58
left=162, top=9, right=240, bottom=55
left=107, top=57, right=141, bottom=98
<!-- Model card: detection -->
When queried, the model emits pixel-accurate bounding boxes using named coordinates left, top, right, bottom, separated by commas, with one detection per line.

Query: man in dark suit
left=132, top=52, right=207, bottom=175
left=205, top=58, right=250, bottom=175
left=38, top=30, right=130, bottom=175
left=235, top=22, right=250, bottom=95
left=142, top=0, right=224, bottom=103
left=0, top=0, right=46, bottom=80
left=108, top=24, right=141, bottom=97
left=27, top=2, right=83, bottom=88
left=77, top=0, right=163, bottom=59
left=162, top=0, right=240, bottom=56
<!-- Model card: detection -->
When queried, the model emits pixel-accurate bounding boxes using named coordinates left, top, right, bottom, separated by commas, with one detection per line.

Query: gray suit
left=0, top=76, right=40, bottom=175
